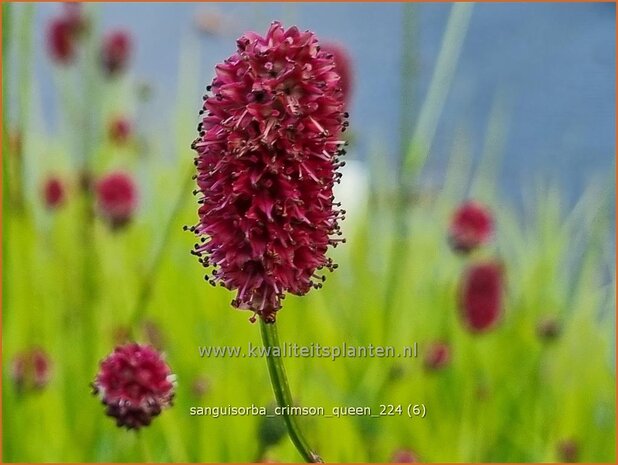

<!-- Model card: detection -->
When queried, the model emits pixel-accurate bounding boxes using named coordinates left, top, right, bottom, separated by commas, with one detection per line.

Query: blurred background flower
left=101, top=29, right=131, bottom=76
left=42, top=175, right=67, bottom=209
left=10, top=347, right=52, bottom=393
left=448, top=200, right=493, bottom=254
left=107, top=116, right=133, bottom=145
left=458, top=260, right=504, bottom=333
left=423, top=342, right=451, bottom=371
left=95, top=171, right=138, bottom=229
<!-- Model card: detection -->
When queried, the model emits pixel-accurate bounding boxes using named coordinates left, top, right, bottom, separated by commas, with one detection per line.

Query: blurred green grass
left=2, top=3, right=615, bottom=463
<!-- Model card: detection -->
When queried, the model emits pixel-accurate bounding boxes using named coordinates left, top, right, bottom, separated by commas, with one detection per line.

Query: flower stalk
left=259, top=319, right=322, bottom=463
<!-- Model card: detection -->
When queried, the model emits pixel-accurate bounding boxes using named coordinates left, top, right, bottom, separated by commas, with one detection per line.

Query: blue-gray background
left=33, top=2, right=615, bottom=204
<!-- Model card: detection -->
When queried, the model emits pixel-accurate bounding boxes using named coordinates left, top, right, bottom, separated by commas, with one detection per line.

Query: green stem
left=254, top=444, right=267, bottom=463
left=14, top=3, right=34, bottom=216
left=259, top=319, right=322, bottom=463
left=401, top=2, right=473, bottom=183
left=136, top=431, right=154, bottom=462
left=79, top=8, right=99, bottom=368
left=398, top=3, right=418, bottom=175
left=383, top=2, right=474, bottom=339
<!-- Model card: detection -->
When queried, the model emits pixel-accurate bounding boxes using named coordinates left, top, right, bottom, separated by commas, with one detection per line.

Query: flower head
left=423, top=342, right=450, bottom=371
left=11, top=347, right=52, bottom=393
left=101, top=30, right=131, bottom=76
left=96, top=171, right=138, bottom=229
left=320, top=42, right=353, bottom=107
left=43, top=176, right=66, bottom=209
left=108, top=117, right=132, bottom=145
left=46, top=4, right=88, bottom=65
left=92, top=343, right=175, bottom=430
left=47, top=16, right=76, bottom=64
left=190, top=22, right=347, bottom=322
left=459, top=261, right=504, bottom=332
left=448, top=201, right=494, bottom=253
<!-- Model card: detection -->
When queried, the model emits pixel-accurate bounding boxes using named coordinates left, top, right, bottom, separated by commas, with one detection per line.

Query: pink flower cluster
left=190, top=22, right=347, bottom=322
left=96, top=171, right=138, bottom=229
left=92, top=343, right=175, bottom=430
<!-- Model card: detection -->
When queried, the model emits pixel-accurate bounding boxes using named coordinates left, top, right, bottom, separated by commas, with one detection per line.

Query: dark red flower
left=108, top=117, right=132, bottom=144
left=46, top=4, right=88, bottom=65
left=190, top=22, right=347, bottom=322
left=11, top=347, right=52, bottom=393
left=423, top=342, right=450, bottom=371
left=47, top=17, right=75, bottom=64
left=96, top=171, right=137, bottom=229
left=391, top=449, right=418, bottom=463
left=320, top=42, right=353, bottom=107
left=448, top=201, right=494, bottom=254
left=43, top=176, right=66, bottom=209
left=92, top=343, right=175, bottom=430
left=101, top=30, right=131, bottom=76
left=459, top=261, right=504, bottom=332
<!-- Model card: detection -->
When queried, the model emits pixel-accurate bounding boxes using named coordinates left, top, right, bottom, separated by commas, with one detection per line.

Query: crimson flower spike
left=189, top=21, right=347, bottom=324
left=189, top=22, right=348, bottom=463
